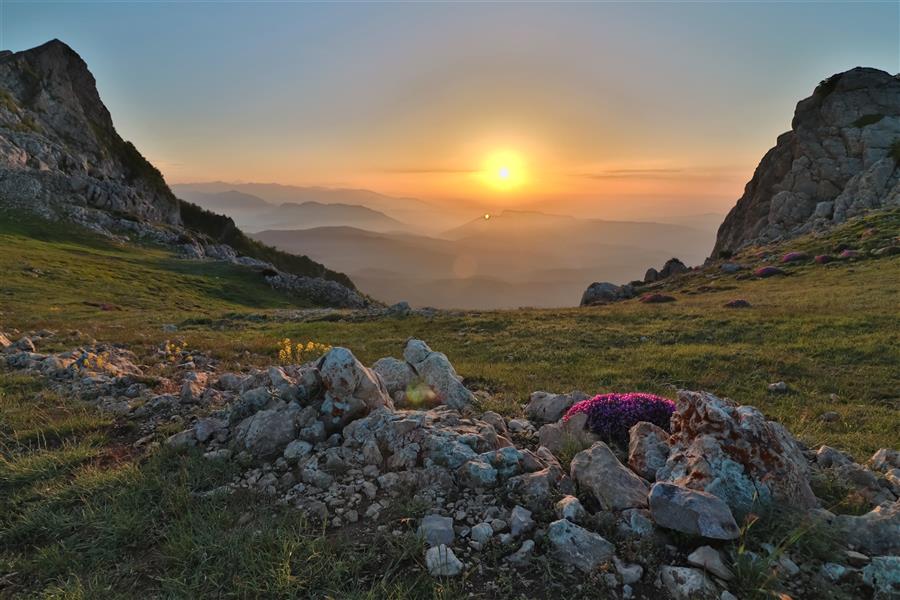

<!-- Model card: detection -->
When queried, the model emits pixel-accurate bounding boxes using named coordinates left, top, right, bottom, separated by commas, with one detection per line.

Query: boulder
left=318, top=347, right=392, bottom=427
left=555, top=495, right=587, bottom=522
left=234, top=404, right=299, bottom=458
left=627, top=421, right=671, bottom=481
left=644, top=267, right=659, bottom=283
left=862, top=556, right=900, bottom=600
left=403, top=339, right=474, bottom=411
left=835, top=500, right=900, bottom=555
left=656, top=390, right=816, bottom=514
left=571, top=442, right=649, bottom=510
left=505, top=466, right=566, bottom=512
left=371, top=356, right=416, bottom=396
left=869, top=448, right=900, bottom=473
left=509, top=505, right=534, bottom=537
left=537, top=411, right=601, bottom=455
left=580, top=281, right=634, bottom=306
left=546, top=519, right=615, bottom=573
left=659, top=258, right=688, bottom=279
left=649, top=482, right=740, bottom=540
left=525, top=390, right=587, bottom=424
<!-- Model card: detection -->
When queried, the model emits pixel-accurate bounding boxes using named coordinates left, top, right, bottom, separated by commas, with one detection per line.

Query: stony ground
left=1, top=209, right=899, bottom=598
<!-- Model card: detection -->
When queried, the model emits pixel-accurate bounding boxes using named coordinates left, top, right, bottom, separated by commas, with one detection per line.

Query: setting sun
left=481, top=151, right=527, bottom=191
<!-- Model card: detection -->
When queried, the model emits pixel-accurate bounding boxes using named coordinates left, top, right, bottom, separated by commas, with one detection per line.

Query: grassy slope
left=0, top=209, right=898, bottom=598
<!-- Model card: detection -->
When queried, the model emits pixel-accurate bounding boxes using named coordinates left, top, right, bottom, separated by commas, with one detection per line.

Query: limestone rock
left=835, top=500, right=900, bottom=555
left=425, top=545, right=463, bottom=577
left=555, top=495, right=587, bottom=522
left=318, top=347, right=392, bottom=427
left=649, top=482, right=740, bottom=540
left=862, top=556, right=900, bottom=600
left=580, top=281, right=634, bottom=306
left=525, top=390, right=587, bottom=424
left=234, top=404, right=299, bottom=458
left=371, top=356, right=416, bottom=397
left=687, top=545, right=734, bottom=581
left=546, top=519, right=615, bottom=573
left=657, top=390, right=816, bottom=513
left=537, top=411, right=601, bottom=455
left=627, top=421, right=671, bottom=481
left=714, top=67, right=900, bottom=256
left=403, top=339, right=474, bottom=411
left=659, top=566, right=717, bottom=600
left=571, top=442, right=649, bottom=510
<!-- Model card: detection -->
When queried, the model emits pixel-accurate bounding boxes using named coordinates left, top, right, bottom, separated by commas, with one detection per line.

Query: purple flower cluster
left=564, top=392, right=676, bottom=446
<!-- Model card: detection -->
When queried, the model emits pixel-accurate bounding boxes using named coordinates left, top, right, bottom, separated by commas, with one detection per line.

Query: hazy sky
left=3, top=1, right=899, bottom=218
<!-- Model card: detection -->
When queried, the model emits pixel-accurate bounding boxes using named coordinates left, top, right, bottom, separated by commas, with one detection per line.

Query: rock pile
left=3, top=330, right=898, bottom=599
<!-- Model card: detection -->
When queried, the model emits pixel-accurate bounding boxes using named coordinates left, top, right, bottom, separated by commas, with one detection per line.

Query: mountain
left=0, top=40, right=363, bottom=307
left=253, top=215, right=712, bottom=308
left=714, top=67, right=900, bottom=257
left=175, top=189, right=271, bottom=213
left=172, top=182, right=433, bottom=215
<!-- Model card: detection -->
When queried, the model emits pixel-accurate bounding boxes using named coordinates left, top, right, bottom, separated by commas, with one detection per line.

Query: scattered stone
left=537, top=411, right=600, bottom=455
left=720, top=263, right=743, bottom=274
left=470, top=522, right=493, bottom=544
left=614, top=556, right=643, bottom=584
left=505, top=539, right=535, bottom=566
left=845, top=550, right=871, bottom=567
left=687, top=545, right=733, bottom=580
left=821, top=562, right=848, bottom=582
left=818, top=411, right=840, bottom=423
left=754, top=266, right=785, bottom=278
left=649, top=482, right=740, bottom=540
left=724, top=299, right=752, bottom=308
left=546, top=519, right=615, bottom=573
left=639, top=293, right=676, bottom=304
left=815, top=254, right=835, bottom=264
left=835, top=501, right=900, bottom=555
left=870, top=448, right=900, bottom=473
left=571, top=442, right=649, bottom=510
left=555, top=495, right=586, bottom=523
left=659, top=566, right=717, bottom=600
left=510, top=505, right=534, bottom=537
left=767, top=381, right=789, bottom=393
left=425, top=545, right=463, bottom=577
left=418, top=515, right=455, bottom=547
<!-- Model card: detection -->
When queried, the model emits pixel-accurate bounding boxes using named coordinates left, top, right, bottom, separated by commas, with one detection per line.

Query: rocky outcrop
left=714, top=67, right=900, bottom=256
left=580, top=282, right=634, bottom=306
left=0, top=40, right=364, bottom=309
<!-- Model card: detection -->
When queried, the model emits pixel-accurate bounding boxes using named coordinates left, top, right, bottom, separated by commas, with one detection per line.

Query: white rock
left=546, top=519, right=614, bottom=573
left=509, top=505, right=534, bottom=537
left=425, top=545, right=463, bottom=577
left=687, top=545, right=734, bottom=581
left=470, top=522, right=493, bottom=544
left=418, top=514, right=455, bottom=547
left=659, top=566, right=717, bottom=600
left=571, top=442, right=649, bottom=510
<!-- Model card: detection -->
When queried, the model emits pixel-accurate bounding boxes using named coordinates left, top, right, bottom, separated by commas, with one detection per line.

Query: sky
left=3, top=1, right=899, bottom=219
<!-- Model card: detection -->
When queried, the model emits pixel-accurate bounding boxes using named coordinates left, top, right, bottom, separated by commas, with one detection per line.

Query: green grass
left=1, top=208, right=898, bottom=597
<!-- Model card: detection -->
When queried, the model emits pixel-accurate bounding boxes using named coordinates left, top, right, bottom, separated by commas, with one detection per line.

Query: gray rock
left=524, top=390, right=587, bottom=424
left=403, top=339, right=474, bottom=411
left=319, top=347, right=392, bottom=427
left=509, top=505, right=534, bottom=537
left=470, top=522, right=493, bottom=544
left=418, top=514, right=455, bottom=547
left=870, top=448, right=900, bottom=473
left=283, top=439, right=313, bottom=462
left=571, top=442, right=649, bottom=510
left=555, top=495, right=587, bottom=522
left=580, top=281, right=634, bottom=306
left=371, top=356, right=416, bottom=397
left=546, top=519, right=615, bottom=573
left=505, top=539, right=535, bottom=566
left=425, top=544, right=463, bottom=577
left=687, top=545, right=734, bottom=581
left=628, top=421, right=671, bottom=481
left=835, top=500, right=900, bottom=555
left=649, top=482, right=740, bottom=540
left=821, top=562, right=848, bottom=583
left=863, top=556, right=900, bottom=600
left=614, top=556, right=643, bottom=584
left=194, top=417, right=226, bottom=443
left=659, top=566, right=717, bottom=600
left=235, top=405, right=298, bottom=458
left=537, top=411, right=600, bottom=456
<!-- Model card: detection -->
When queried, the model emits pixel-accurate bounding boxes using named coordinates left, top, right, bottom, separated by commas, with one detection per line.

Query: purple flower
left=781, top=251, right=809, bottom=263
left=754, top=266, right=785, bottom=278
left=564, top=392, right=675, bottom=446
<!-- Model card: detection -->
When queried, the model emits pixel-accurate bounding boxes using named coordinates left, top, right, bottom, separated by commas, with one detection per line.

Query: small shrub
left=815, top=73, right=842, bottom=97
left=564, top=393, right=675, bottom=446
left=852, top=114, right=884, bottom=127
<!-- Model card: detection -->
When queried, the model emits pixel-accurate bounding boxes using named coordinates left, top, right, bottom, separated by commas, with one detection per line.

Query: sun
left=481, top=151, right=526, bottom=191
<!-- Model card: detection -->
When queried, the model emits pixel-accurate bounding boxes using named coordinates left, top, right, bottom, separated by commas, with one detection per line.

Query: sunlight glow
left=481, top=151, right=527, bottom=191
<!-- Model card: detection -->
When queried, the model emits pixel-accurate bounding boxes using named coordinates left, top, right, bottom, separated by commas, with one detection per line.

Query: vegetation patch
left=852, top=113, right=884, bottom=127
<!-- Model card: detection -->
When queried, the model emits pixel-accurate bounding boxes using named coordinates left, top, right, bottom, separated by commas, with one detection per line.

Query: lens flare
left=481, top=151, right=527, bottom=190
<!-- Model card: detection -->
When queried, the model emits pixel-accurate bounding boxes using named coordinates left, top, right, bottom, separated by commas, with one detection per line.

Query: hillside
left=0, top=40, right=361, bottom=307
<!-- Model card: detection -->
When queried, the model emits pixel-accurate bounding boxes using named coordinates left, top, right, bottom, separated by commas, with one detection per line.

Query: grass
left=0, top=208, right=898, bottom=597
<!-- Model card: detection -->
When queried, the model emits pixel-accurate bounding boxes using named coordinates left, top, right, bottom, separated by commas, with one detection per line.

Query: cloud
left=380, top=167, right=476, bottom=174
left=578, top=166, right=744, bottom=180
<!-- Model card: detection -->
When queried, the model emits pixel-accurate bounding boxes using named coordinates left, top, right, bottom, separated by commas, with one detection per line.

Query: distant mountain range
left=253, top=211, right=713, bottom=308
left=175, top=188, right=408, bottom=233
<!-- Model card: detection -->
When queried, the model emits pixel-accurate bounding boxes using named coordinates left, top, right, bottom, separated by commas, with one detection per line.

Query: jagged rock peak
left=713, top=67, right=900, bottom=257
left=0, top=38, right=180, bottom=224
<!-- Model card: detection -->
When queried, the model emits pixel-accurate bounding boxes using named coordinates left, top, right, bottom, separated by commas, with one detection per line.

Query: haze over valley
left=174, top=182, right=717, bottom=308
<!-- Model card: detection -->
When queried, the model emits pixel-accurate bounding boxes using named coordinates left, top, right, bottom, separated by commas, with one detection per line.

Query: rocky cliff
left=0, top=40, right=365, bottom=308
left=713, top=67, right=900, bottom=257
